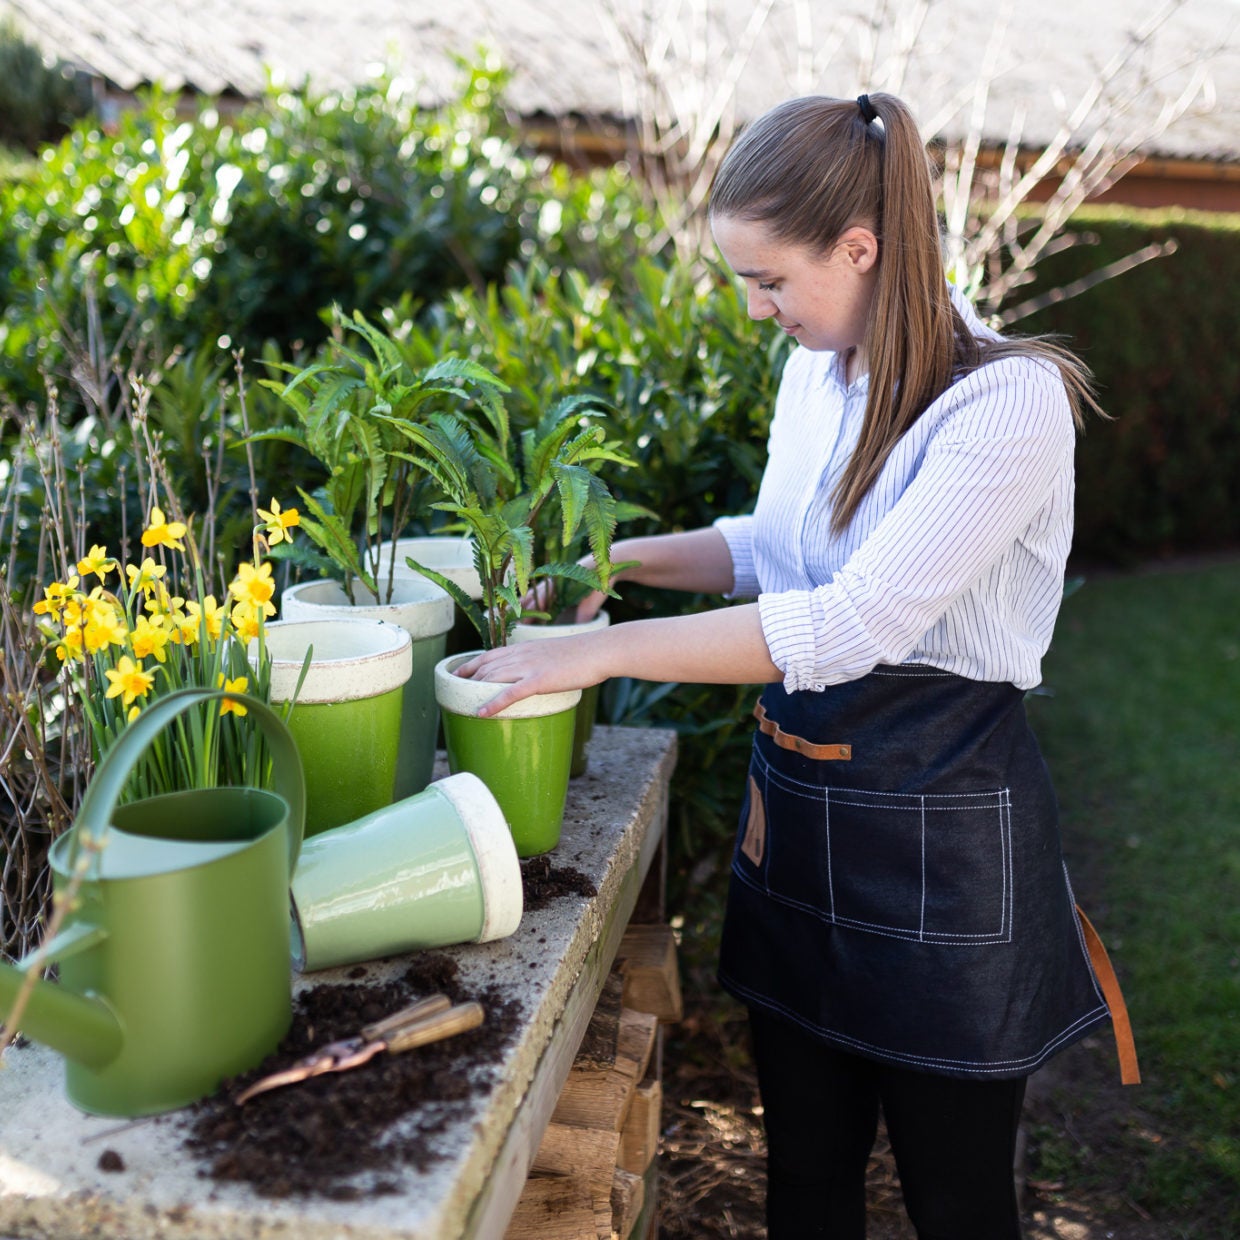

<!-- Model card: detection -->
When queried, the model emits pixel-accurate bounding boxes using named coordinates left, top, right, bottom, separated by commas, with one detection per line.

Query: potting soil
left=183, top=954, right=522, bottom=1199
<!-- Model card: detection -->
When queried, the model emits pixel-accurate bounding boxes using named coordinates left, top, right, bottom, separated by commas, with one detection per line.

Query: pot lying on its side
left=290, top=772, right=523, bottom=972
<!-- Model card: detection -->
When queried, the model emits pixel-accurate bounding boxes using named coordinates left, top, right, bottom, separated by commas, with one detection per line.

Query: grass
left=1025, top=558, right=1240, bottom=1235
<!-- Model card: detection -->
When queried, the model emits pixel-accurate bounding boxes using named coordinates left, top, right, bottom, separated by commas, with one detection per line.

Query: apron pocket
left=751, top=750, right=1014, bottom=945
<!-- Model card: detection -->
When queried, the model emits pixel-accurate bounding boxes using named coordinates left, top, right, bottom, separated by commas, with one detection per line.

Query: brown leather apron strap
left=1076, top=905, right=1141, bottom=1085
left=753, top=700, right=852, bottom=761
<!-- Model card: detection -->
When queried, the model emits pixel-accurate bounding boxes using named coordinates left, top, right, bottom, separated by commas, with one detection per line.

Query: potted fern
left=247, top=308, right=510, bottom=798
left=401, top=394, right=633, bottom=856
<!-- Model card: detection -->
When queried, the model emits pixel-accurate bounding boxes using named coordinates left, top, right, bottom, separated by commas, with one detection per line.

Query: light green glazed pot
left=278, top=577, right=454, bottom=800
left=290, top=771, right=523, bottom=972
left=263, top=618, right=413, bottom=836
left=0, top=687, right=305, bottom=1117
left=434, top=653, right=580, bottom=858
left=508, top=610, right=610, bottom=777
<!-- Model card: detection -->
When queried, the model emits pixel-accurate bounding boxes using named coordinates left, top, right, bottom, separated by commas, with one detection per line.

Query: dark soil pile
left=184, top=954, right=522, bottom=1199
left=519, top=854, right=597, bottom=910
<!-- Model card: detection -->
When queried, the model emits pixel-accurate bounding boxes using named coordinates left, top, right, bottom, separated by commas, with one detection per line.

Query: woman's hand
left=454, top=604, right=782, bottom=718
left=454, top=633, right=611, bottom=718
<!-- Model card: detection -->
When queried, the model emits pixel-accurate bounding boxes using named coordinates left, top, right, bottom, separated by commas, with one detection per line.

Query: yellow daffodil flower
left=141, top=506, right=187, bottom=552
left=227, top=561, right=276, bottom=617
left=83, top=602, right=128, bottom=654
left=104, top=656, right=155, bottom=707
left=145, top=583, right=186, bottom=618
left=55, top=627, right=84, bottom=662
left=130, top=614, right=171, bottom=663
left=217, top=673, right=249, bottom=716
left=32, top=576, right=80, bottom=620
left=125, top=557, right=167, bottom=597
left=257, top=498, right=300, bottom=546
left=185, top=595, right=226, bottom=643
left=76, top=545, right=114, bottom=581
left=230, top=600, right=262, bottom=642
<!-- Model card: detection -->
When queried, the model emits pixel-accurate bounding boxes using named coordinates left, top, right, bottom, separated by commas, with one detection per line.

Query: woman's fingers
left=451, top=634, right=605, bottom=717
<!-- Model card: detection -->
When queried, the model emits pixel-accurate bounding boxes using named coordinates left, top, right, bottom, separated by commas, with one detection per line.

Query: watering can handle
left=73, top=687, right=306, bottom=875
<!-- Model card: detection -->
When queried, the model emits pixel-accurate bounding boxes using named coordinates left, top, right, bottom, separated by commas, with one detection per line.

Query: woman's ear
left=837, top=226, right=880, bottom=273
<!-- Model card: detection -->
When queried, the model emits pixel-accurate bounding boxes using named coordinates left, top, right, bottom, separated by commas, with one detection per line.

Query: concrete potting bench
left=0, top=725, right=678, bottom=1240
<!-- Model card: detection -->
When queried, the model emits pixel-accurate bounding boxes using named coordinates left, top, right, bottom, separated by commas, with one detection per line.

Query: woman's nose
left=746, top=288, right=775, bottom=320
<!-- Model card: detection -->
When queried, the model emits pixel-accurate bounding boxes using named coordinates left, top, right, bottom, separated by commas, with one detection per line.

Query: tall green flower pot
left=264, top=618, right=413, bottom=836
left=508, top=610, right=610, bottom=777
left=384, top=535, right=484, bottom=657
left=434, top=653, right=580, bottom=858
left=0, top=687, right=304, bottom=1117
left=279, top=577, right=454, bottom=800
left=290, top=771, right=523, bottom=972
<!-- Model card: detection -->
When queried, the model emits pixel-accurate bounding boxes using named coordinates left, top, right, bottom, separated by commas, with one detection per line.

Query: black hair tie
left=857, top=94, right=878, bottom=124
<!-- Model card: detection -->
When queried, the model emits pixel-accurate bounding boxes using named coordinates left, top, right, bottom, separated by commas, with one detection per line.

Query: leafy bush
left=0, top=66, right=542, bottom=412
left=0, top=19, right=92, bottom=152
left=1019, top=206, right=1240, bottom=564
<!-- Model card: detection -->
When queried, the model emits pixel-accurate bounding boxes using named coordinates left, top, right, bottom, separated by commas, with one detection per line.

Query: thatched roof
left=2, top=0, right=1236, bottom=163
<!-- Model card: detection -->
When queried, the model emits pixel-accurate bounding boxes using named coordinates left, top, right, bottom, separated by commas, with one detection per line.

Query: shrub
left=0, top=65, right=541, bottom=412
left=1019, top=205, right=1240, bottom=564
left=0, top=19, right=92, bottom=152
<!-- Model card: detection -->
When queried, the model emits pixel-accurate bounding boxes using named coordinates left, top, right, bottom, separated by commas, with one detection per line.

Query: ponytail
left=711, top=93, right=1101, bottom=534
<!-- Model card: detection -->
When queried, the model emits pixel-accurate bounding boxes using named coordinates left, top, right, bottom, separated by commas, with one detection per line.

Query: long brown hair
left=709, top=93, right=1102, bottom=534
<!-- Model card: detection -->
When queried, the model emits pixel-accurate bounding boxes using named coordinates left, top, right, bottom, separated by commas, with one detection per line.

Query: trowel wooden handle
left=360, top=994, right=451, bottom=1042
left=385, top=1001, right=484, bottom=1054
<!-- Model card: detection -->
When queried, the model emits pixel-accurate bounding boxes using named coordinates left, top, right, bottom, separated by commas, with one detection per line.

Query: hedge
left=1018, top=205, right=1240, bottom=565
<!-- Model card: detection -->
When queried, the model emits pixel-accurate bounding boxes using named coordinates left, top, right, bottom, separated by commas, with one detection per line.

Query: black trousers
left=749, top=1007, right=1027, bottom=1240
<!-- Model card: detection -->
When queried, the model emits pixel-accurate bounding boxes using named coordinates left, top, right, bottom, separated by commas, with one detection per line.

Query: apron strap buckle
left=753, top=701, right=852, bottom=761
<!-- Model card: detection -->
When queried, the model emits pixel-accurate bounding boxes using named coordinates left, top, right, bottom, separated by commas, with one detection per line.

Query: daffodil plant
left=33, top=500, right=300, bottom=803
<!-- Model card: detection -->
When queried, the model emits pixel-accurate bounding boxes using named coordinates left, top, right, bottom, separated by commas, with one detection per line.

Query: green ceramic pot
left=508, top=610, right=610, bottom=777
left=0, top=687, right=305, bottom=1117
left=290, top=771, right=523, bottom=972
left=433, top=653, right=580, bottom=858
left=263, top=618, right=413, bottom=836
left=279, top=577, right=454, bottom=800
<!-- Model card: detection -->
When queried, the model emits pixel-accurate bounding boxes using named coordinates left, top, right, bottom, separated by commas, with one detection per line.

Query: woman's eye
left=757, top=281, right=777, bottom=291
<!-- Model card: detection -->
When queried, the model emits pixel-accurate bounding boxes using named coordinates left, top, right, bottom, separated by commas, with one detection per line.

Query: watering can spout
left=1, top=930, right=124, bottom=1071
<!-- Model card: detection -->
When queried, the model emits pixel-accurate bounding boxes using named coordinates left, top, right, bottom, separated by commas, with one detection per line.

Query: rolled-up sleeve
left=713, top=515, right=760, bottom=599
left=757, top=360, right=1076, bottom=692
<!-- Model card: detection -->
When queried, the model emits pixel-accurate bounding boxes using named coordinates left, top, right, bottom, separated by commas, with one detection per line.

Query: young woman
left=457, top=92, right=1134, bottom=1238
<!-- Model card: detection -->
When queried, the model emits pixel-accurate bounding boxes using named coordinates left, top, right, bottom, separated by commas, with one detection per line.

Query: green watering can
left=0, top=687, right=305, bottom=1117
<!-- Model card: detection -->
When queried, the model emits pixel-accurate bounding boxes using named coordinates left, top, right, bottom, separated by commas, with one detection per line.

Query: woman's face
left=711, top=215, right=878, bottom=356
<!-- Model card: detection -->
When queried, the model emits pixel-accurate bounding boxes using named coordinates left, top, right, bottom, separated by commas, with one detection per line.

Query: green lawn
left=1026, top=559, right=1240, bottom=1234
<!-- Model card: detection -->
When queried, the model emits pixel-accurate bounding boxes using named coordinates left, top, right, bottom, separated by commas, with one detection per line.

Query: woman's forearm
left=607, top=527, right=738, bottom=595
left=456, top=602, right=782, bottom=717
left=599, top=605, right=781, bottom=685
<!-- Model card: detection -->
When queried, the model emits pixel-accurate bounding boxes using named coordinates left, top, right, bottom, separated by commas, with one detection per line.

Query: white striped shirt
left=715, top=291, right=1076, bottom=692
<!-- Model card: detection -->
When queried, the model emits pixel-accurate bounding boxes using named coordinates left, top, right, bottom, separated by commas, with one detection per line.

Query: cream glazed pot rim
left=433, top=652, right=581, bottom=719
left=383, top=535, right=484, bottom=600
left=506, top=609, right=610, bottom=642
left=260, top=618, right=413, bottom=704
left=430, top=772, right=523, bottom=942
left=279, top=577, right=454, bottom=639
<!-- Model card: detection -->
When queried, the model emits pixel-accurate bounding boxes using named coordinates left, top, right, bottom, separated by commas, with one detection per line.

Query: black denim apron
left=718, top=665, right=1111, bottom=1079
